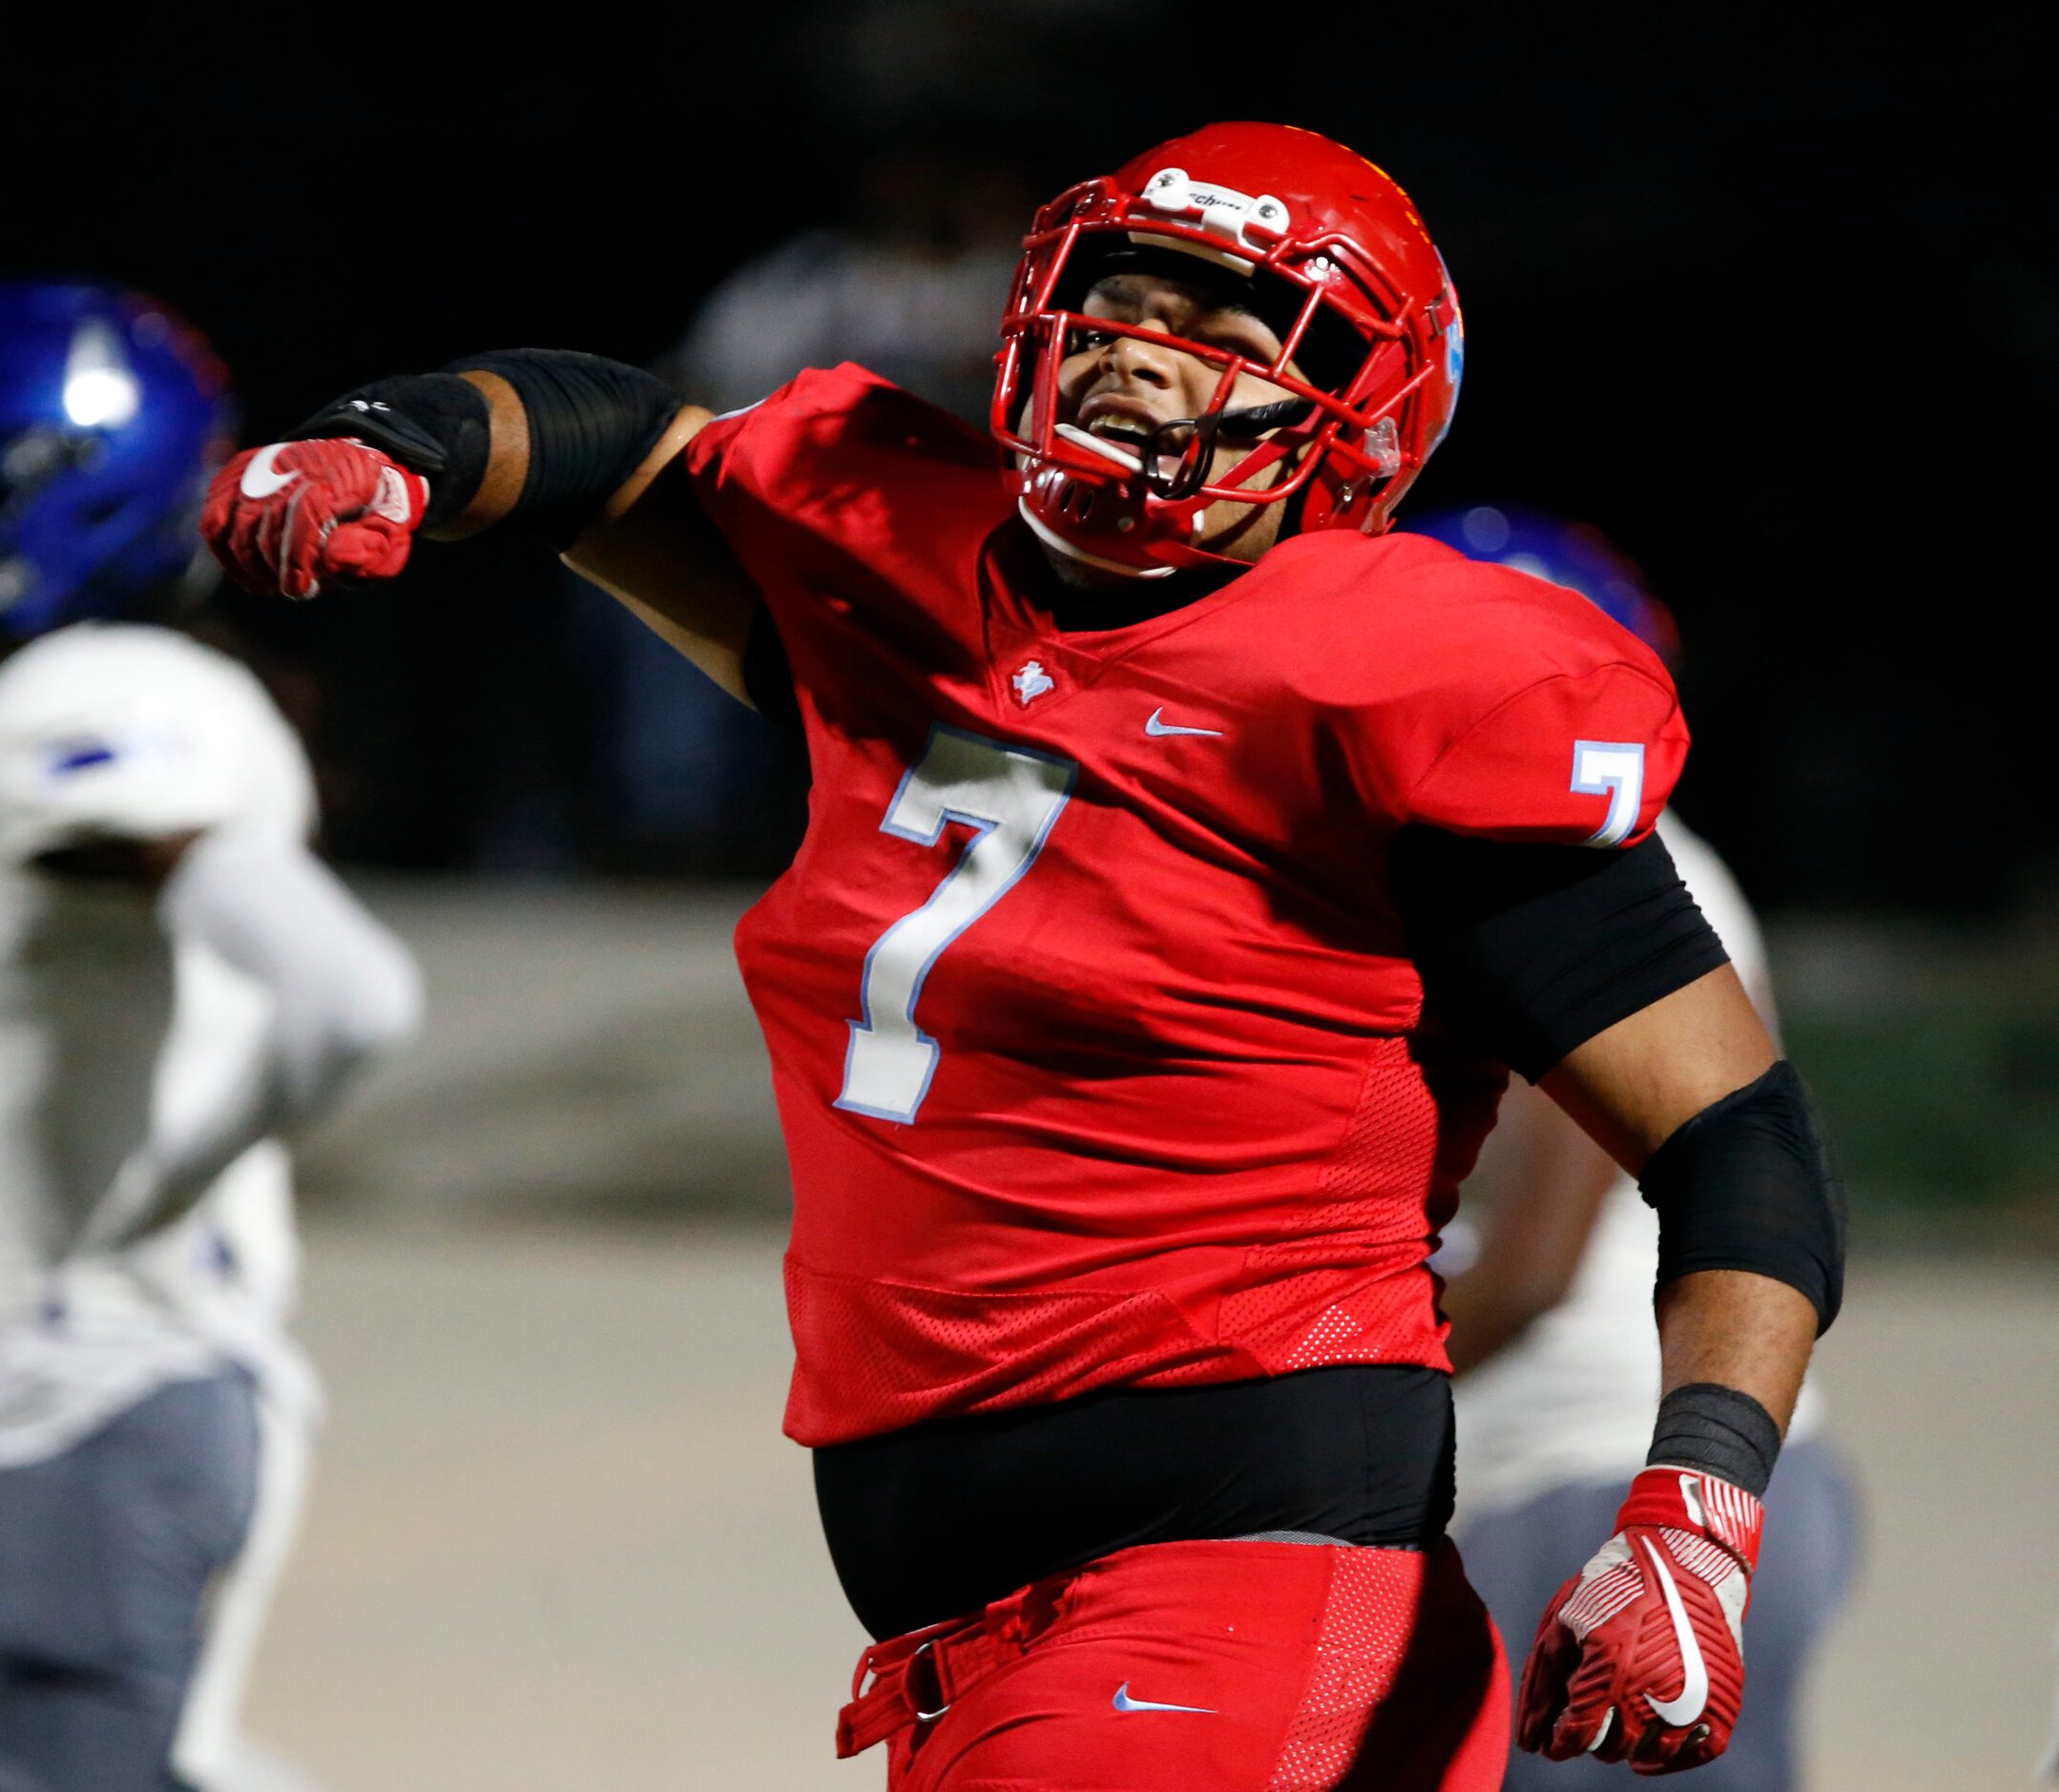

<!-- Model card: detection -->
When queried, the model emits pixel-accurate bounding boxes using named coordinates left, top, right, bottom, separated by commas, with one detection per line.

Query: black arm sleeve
left=290, top=350, right=684, bottom=548
left=1389, top=828, right=1732, bottom=1081
left=456, top=350, right=683, bottom=549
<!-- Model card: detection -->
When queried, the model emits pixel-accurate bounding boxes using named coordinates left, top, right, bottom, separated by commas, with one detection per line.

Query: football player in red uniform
left=200, top=123, right=1844, bottom=1787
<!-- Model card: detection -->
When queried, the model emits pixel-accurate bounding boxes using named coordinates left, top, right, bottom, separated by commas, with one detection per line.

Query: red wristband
left=1613, top=1465, right=1763, bottom=1573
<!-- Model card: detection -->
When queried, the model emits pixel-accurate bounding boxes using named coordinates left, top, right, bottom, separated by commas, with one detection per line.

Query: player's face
left=1055, top=273, right=1304, bottom=567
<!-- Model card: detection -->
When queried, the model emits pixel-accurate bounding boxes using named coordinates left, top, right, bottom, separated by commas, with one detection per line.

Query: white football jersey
left=1452, top=812, right=1823, bottom=1521
left=0, top=623, right=319, bottom=1466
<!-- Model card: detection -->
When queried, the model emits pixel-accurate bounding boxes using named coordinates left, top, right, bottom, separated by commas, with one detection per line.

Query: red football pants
left=839, top=1539, right=1509, bottom=1790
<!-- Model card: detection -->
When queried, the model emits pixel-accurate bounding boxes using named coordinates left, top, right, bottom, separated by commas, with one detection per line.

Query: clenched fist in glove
left=201, top=438, right=429, bottom=599
left=1517, top=1466, right=1762, bottom=1775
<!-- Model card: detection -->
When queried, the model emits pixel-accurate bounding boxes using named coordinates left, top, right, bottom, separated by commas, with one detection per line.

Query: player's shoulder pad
left=696, top=363, right=992, bottom=464
left=1251, top=531, right=1670, bottom=717
left=1278, top=533, right=1685, bottom=844
left=684, top=362, right=1000, bottom=539
left=1369, top=530, right=1671, bottom=684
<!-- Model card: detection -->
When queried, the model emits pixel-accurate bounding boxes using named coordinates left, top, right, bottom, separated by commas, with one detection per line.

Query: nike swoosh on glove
left=201, top=437, right=429, bottom=599
left=1516, top=1465, right=1762, bottom=1776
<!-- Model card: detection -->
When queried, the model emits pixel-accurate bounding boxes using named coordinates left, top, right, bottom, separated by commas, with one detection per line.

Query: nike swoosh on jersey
left=1113, top=1682, right=1217, bottom=1715
left=1144, top=707, right=1225, bottom=738
left=239, top=443, right=300, bottom=500
left=1639, top=1537, right=1710, bottom=1726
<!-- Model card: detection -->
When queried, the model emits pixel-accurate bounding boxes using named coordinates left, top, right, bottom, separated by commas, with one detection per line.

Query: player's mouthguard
left=1056, top=422, right=1145, bottom=472
left=1144, top=398, right=1316, bottom=499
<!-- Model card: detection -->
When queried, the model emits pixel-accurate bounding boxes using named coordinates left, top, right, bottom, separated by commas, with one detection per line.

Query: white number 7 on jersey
left=1570, top=740, right=1647, bottom=846
left=838, top=726, right=1078, bottom=1123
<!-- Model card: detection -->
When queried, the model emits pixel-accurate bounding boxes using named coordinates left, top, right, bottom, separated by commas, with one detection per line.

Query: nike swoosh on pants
left=1112, top=1682, right=1217, bottom=1715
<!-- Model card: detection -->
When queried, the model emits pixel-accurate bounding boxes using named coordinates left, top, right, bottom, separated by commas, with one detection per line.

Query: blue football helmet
left=1411, top=504, right=1678, bottom=665
left=0, top=281, right=235, bottom=636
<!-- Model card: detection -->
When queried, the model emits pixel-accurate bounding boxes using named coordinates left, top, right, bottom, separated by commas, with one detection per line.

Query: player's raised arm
left=198, top=354, right=765, bottom=702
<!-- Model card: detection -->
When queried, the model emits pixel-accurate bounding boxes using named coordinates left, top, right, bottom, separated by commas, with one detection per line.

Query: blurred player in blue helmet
left=1415, top=504, right=1860, bottom=1791
left=0, top=282, right=234, bottom=635
left=0, top=281, right=422, bottom=1791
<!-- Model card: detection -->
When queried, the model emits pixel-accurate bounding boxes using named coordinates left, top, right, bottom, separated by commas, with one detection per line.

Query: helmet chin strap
left=1216, top=397, right=1315, bottom=438
left=1143, top=397, right=1315, bottom=502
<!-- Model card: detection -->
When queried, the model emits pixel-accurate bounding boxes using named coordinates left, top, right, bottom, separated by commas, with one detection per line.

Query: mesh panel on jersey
left=1218, top=1040, right=1436, bottom=1370
left=1312, top=1036, right=1445, bottom=1232
left=1267, top=1548, right=1426, bottom=1791
left=1218, top=1036, right=1505, bottom=1376
left=783, top=1257, right=1226, bottom=1444
left=1217, top=1272, right=1425, bottom=1374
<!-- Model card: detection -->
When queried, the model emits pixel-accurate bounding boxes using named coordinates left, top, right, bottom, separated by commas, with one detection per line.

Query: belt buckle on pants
left=838, top=1612, right=1007, bottom=1758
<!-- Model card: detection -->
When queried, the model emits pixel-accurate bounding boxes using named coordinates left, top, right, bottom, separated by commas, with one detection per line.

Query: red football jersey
left=688, top=366, right=1688, bottom=1448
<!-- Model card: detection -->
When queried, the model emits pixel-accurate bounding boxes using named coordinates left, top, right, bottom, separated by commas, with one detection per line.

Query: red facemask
left=992, top=122, right=1465, bottom=578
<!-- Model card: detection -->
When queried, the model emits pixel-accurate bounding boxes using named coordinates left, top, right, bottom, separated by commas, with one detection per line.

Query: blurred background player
left=569, top=140, right=1030, bottom=874
left=1420, top=505, right=1861, bottom=1789
left=654, top=138, right=1029, bottom=428
left=0, top=281, right=422, bottom=1792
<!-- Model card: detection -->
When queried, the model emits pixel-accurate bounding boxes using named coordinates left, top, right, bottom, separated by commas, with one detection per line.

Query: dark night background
left=10, top=5, right=2052, bottom=915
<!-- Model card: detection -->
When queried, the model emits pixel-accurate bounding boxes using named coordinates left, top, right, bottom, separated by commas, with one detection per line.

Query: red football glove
left=201, top=437, right=429, bottom=599
left=1516, top=1466, right=1762, bottom=1775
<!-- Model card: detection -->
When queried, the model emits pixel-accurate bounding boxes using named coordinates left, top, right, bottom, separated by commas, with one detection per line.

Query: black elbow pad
left=1639, top=1059, right=1847, bottom=1333
left=290, top=350, right=684, bottom=547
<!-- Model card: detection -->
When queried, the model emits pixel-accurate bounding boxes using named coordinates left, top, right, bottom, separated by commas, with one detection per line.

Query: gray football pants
left=1455, top=1437, right=1860, bottom=1790
left=0, top=1372, right=259, bottom=1792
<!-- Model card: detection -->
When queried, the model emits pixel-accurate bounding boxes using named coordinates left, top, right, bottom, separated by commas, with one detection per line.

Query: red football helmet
left=993, top=121, right=1464, bottom=577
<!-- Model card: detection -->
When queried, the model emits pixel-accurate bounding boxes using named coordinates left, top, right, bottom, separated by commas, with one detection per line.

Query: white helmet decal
left=1139, top=168, right=1291, bottom=253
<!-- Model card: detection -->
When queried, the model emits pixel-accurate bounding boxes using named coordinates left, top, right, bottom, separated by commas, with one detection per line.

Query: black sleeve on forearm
left=455, top=350, right=684, bottom=549
left=1389, top=828, right=1732, bottom=1081
left=290, top=350, right=684, bottom=548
